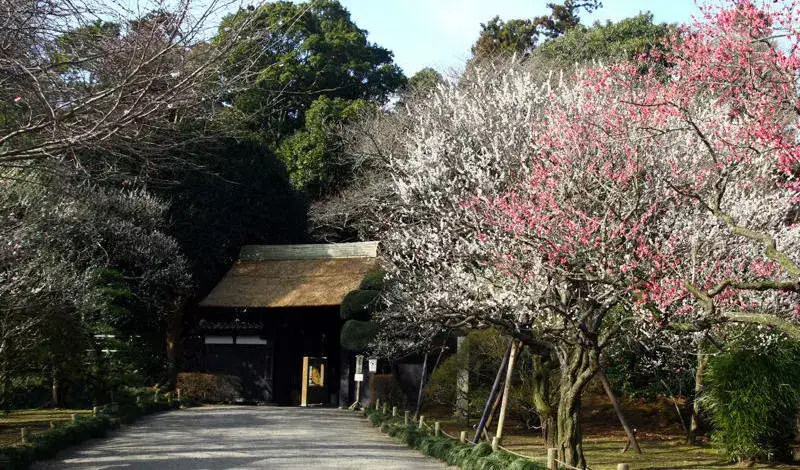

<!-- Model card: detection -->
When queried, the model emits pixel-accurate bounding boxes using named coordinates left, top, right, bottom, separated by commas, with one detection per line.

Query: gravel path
left=33, top=406, right=449, bottom=469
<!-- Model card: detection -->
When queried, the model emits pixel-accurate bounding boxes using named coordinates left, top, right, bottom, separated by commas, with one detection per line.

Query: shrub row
left=0, top=389, right=178, bottom=470
left=362, top=408, right=545, bottom=470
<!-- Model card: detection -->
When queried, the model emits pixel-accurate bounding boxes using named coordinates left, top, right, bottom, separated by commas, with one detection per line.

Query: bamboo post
left=491, top=436, right=499, bottom=452
left=459, top=431, right=467, bottom=443
left=392, top=406, right=397, bottom=417
left=71, top=413, right=77, bottom=423
left=20, top=428, right=28, bottom=444
left=547, top=448, right=557, bottom=470
left=434, top=421, right=440, bottom=436
left=404, top=410, right=409, bottom=425
left=495, top=340, right=520, bottom=445
left=617, top=464, right=629, bottom=470
left=473, top=340, right=513, bottom=443
left=418, top=415, right=425, bottom=430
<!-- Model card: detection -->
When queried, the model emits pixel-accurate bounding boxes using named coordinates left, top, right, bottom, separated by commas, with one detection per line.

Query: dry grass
left=423, top=394, right=800, bottom=470
left=0, top=409, right=92, bottom=446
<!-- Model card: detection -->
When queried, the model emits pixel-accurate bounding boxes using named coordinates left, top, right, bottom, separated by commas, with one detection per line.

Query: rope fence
left=360, top=400, right=629, bottom=470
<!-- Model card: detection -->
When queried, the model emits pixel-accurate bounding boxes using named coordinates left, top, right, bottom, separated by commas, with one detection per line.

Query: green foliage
left=471, top=0, right=601, bottom=60
left=536, top=13, right=670, bottom=65
left=358, top=269, right=386, bottom=291
left=361, top=407, right=545, bottom=470
left=275, top=96, right=374, bottom=194
left=0, top=392, right=176, bottom=469
left=340, top=319, right=378, bottom=351
left=703, top=342, right=800, bottom=463
left=407, top=68, right=444, bottom=95
left=340, top=290, right=380, bottom=321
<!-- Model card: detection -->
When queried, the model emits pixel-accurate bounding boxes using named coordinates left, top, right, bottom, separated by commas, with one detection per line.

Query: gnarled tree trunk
left=555, top=345, right=598, bottom=469
left=532, top=353, right=558, bottom=448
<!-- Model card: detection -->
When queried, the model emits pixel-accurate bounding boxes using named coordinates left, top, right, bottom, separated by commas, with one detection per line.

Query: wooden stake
left=495, top=340, right=521, bottom=444
left=404, top=410, right=409, bottom=425
left=71, top=413, right=77, bottom=423
left=491, top=436, right=499, bottom=452
left=473, top=340, right=513, bottom=443
left=617, top=464, right=629, bottom=470
left=459, top=431, right=467, bottom=443
left=20, top=428, right=28, bottom=444
left=599, top=369, right=641, bottom=454
left=434, top=421, right=440, bottom=436
left=418, top=415, right=425, bottom=430
left=392, top=406, right=397, bottom=417
left=547, top=448, right=557, bottom=470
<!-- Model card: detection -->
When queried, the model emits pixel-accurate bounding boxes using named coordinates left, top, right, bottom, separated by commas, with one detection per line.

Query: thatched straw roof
left=199, top=242, right=378, bottom=308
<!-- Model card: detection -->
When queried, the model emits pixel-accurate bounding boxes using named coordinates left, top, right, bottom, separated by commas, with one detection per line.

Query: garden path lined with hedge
left=33, top=406, right=449, bottom=469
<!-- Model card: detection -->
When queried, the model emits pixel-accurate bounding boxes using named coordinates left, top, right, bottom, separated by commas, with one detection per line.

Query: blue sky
left=338, top=0, right=701, bottom=76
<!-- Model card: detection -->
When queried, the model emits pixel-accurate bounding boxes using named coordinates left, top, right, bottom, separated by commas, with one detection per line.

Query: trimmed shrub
left=703, top=342, right=800, bottom=463
left=176, top=373, right=242, bottom=404
left=340, top=290, right=380, bottom=321
left=369, top=374, right=406, bottom=407
left=358, top=269, right=385, bottom=291
left=0, top=395, right=177, bottom=469
left=340, top=319, right=378, bottom=351
left=360, top=406, right=545, bottom=470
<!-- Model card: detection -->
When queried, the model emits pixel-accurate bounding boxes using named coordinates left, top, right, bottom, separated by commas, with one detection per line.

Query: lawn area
left=425, top=393, right=800, bottom=470
left=0, top=409, right=93, bottom=446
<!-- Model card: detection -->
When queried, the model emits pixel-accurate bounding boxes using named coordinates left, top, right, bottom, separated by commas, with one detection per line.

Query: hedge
left=340, top=319, right=378, bottom=351
left=340, top=290, right=380, bottom=321
left=0, top=389, right=178, bottom=469
left=362, top=407, right=545, bottom=470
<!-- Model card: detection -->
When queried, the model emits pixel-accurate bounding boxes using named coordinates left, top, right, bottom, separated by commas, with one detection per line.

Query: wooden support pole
left=495, top=341, right=520, bottom=444
left=459, top=431, right=467, bottom=443
left=434, top=422, right=440, bottom=436
left=301, top=356, right=309, bottom=407
left=404, top=410, right=409, bottom=425
left=473, top=340, right=513, bottom=443
left=599, top=369, right=642, bottom=454
left=418, top=415, right=425, bottom=430
left=547, top=448, right=557, bottom=470
left=491, top=436, right=499, bottom=452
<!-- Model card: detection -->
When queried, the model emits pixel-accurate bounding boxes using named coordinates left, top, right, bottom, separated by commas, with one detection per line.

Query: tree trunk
left=51, top=370, right=59, bottom=408
left=164, top=299, right=185, bottom=389
left=455, top=335, right=469, bottom=422
left=598, top=368, right=641, bottom=454
left=555, top=346, right=598, bottom=469
left=0, top=364, right=10, bottom=413
left=688, top=351, right=708, bottom=444
left=532, top=353, right=557, bottom=448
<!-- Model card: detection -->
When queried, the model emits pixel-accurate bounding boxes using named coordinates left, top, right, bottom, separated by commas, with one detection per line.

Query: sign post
left=353, top=354, right=364, bottom=408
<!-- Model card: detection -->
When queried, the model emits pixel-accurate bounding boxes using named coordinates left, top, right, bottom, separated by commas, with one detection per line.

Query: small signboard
left=354, top=355, right=364, bottom=382
left=368, top=358, right=378, bottom=373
